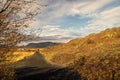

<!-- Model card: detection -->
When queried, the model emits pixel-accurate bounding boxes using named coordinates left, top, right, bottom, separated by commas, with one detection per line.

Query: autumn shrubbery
left=0, top=65, right=15, bottom=80
left=51, top=53, right=75, bottom=65
left=71, top=52, right=120, bottom=80
left=0, top=48, right=15, bottom=80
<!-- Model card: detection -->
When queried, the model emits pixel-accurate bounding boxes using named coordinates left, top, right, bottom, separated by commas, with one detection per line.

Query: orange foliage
left=72, top=53, right=120, bottom=80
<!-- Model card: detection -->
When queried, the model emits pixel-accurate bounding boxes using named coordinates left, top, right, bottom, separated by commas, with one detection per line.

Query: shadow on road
left=13, top=50, right=82, bottom=80
left=13, top=50, right=54, bottom=68
left=15, top=67, right=81, bottom=80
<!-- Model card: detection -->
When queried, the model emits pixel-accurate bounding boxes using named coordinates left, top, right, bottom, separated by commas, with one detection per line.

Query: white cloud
left=100, top=6, right=120, bottom=20
left=19, top=22, right=82, bottom=43
left=69, top=0, right=114, bottom=16
left=42, top=0, right=113, bottom=17
left=20, top=20, right=79, bottom=38
left=36, top=0, right=114, bottom=25
left=40, top=25, right=70, bottom=38
left=20, top=0, right=120, bottom=43
left=79, top=6, right=120, bottom=36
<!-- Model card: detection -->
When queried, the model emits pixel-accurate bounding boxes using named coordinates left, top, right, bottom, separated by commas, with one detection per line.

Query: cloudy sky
left=21, top=0, right=120, bottom=44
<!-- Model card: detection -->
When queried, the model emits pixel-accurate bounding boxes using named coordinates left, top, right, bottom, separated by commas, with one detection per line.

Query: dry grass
left=72, top=52, right=120, bottom=80
left=41, top=27, right=120, bottom=65
left=0, top=48, right=15, bottom=80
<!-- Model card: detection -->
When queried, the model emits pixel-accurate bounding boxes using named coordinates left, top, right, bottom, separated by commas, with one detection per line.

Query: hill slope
left=41, top=27, right=120, bottom=65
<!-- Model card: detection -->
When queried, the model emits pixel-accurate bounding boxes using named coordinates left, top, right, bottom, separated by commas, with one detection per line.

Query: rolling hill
left=41, top=27, right=120, bottom=65
left=4, top=27, right=120, bottom=80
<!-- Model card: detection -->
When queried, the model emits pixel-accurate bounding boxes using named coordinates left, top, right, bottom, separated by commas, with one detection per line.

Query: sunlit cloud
left=20, top=0, right=120, bottom=43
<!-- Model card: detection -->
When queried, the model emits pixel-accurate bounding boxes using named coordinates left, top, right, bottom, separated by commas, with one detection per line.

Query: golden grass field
left=6, top=27, right=120, bottom=67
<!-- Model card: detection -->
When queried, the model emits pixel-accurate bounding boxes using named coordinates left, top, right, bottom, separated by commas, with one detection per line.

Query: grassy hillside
left=72, top=51, right=120, bottom=80
left=3, top=27, right=120, bottom=80
left=41, top=27, right=120, bottom=65
left=41, top=27, right=120, bottom=79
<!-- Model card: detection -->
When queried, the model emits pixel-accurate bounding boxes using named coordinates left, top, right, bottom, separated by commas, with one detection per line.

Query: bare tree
left=0, top=0, right=42, bottom=79
left=0, top=0, right=41, bottom=47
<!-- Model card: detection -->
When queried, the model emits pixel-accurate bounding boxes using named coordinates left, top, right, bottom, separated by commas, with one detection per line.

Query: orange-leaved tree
left=0, top=0, right=42, bottom=79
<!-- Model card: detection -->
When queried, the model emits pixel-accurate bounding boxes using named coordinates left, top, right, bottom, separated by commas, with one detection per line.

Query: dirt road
left=14, top=51, right=81, bottom=80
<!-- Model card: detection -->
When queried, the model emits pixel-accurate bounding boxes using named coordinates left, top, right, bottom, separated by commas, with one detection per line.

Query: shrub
left=72, top=53, right=120, bottom=80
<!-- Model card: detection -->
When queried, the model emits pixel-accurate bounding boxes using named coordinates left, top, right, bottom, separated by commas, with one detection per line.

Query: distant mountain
left=24, top=42, right=60, bottom=48
left=41, top=27, right=120, bottom=65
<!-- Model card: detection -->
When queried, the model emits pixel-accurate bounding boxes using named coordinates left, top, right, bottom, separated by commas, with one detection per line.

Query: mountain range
left=20, top=42, right=60, bottom=48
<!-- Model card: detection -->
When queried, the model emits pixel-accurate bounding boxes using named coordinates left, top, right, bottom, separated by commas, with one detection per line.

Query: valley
left=3, top=27, right=120, bottom=80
